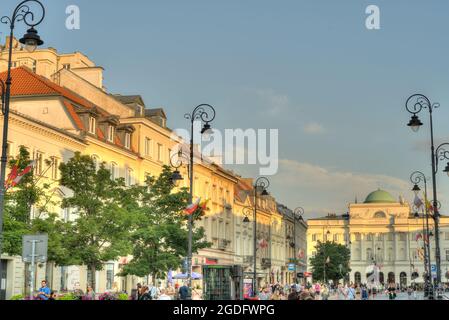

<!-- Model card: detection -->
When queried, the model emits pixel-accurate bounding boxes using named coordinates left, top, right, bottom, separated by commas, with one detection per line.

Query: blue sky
left=3, top=0, right=449, bottom=217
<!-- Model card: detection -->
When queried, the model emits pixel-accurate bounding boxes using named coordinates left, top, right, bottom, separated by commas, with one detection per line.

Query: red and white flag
left=415, top=233, right=423, bottom=242
left=5, top=161, right=35, bottom=190
left=185, top=198, right=201, bottom=215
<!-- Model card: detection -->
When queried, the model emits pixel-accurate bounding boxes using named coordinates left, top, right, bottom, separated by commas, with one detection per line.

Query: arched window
left=374, top=211, right=386, bottom=219
left=388, top=272, right=395, bottom=284
left=355, top=272, right=361, bottom=285
left=110, top=162, right=118, bottom=180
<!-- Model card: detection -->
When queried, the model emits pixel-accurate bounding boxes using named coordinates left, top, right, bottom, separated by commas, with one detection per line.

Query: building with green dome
left=307, top=188, right=449, bottom=289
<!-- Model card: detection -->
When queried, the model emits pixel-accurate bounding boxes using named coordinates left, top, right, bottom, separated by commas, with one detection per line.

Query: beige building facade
left=307, top=189, right=449, bottom=288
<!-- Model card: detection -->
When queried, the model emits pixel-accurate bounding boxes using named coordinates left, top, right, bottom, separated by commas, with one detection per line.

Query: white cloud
left=253, top=88, right=290, bottom=116
left=269, top=159, right=411, bottom=219
left=303, top=122, right=326, bottom=135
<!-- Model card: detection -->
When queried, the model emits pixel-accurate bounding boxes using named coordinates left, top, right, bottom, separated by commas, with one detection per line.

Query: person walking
left=258, top=287, right=271, bottom=300
left=387, top=283, right=397, bottom=300
left=321, top=285, right=330, bottom=300
left=347, top=284, right=356, bottom=300
left=361, top=285, right=369, bottom=300
left=158, top=288, right=172, bottom=300
left=139, top=286, right=152, bottom=300
left=178, top=282, right=191, bottom=300
left=287, top=286, right=299, bottom=300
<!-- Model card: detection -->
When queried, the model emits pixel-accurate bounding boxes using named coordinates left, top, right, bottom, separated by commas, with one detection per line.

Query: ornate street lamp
left=242, top=177, right=270, bottom=297
left=170, top=150, right=188, bottom=187
left=405, top=94, right=449, bottom=294
left=292, top=207, right=304, bottom=284
left=0, top=0, right=45, bottom=300
left=182, top=104, right=216, bottom=289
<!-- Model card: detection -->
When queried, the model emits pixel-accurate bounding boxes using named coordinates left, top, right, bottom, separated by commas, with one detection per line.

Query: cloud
left=253, top=88, right=290, bottom=116
left=303, top=122, right=326, bottom=135
left=269, top=159, right=411, bottom=219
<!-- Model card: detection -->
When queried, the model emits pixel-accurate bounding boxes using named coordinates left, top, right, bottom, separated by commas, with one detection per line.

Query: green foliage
left=120, top=166, right=211, bottom=279
left=59, top=152, right=134, bottom=288
left=9, top=294, right=24, bottom=301
left=58, top=293, right=78, bottom=301
left=2, top=146, right=69, bottom=265
left=118, top=293, right=129, bottom=300
left=309, top=241, right=351, bottom=283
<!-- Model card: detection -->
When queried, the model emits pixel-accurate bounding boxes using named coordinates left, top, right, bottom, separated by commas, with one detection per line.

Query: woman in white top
left=158, top=289, right=172, bottom=300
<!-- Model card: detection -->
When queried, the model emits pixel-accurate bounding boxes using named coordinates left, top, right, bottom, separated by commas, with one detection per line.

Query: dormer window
left=125, top=133, right=131, bottom=149
left=108, top=125, right=114, bottom=142
left=88, top=116, right=96, bottom=134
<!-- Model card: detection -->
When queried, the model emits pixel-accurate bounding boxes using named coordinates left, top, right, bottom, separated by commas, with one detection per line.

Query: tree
left=59, top=152, right=134, bottom=289
left=2, top=146, right=70, bottom=265
left=120, top=166, right=211, bottom=281
left=309, top=241, right=351, bottom=284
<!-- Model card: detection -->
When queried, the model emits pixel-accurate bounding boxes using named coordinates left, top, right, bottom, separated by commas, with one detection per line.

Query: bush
left=118, top=293, right=129, bottom=301
left=10, top=294, right=24, bottom=301
left=58, top=293, right=78, bottom=301
left=98, top=292, right=118, bottom=301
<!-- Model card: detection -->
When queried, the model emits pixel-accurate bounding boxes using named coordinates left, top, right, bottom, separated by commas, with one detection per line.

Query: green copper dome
left=364, top=189, right=396, bottom=204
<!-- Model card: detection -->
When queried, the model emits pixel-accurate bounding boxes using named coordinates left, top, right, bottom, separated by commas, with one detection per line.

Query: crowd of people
left=248, top=282, right=423, bottom=300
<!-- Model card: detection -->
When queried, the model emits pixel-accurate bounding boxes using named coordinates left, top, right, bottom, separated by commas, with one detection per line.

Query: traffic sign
left=22, top=234, right=48, bottom=263
left=288, top=264, right=296, bottom=272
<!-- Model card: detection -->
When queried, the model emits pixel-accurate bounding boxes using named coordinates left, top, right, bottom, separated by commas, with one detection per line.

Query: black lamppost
left=0, top=0, right=45, bottom=300
left=243, top=177, right=270, bottom=297
left=405, top=94, right=449, bottom=296
left=323, top=228, right=331, bottom=284
left=410, top=171, right=433, bottom=298
left=171, top=104, right=215, bottom=290
left=292, top=207, right=304, bottom=284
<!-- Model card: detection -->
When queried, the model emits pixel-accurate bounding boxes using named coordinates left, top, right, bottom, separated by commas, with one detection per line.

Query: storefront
left=202, top=265, right=243, bottom=300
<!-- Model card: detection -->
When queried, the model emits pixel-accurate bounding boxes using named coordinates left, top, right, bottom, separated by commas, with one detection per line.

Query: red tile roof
left=1, top=66, right=134, bottom=152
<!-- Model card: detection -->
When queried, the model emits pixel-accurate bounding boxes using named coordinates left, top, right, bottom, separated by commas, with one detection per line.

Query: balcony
left=261, top=258, right=272, bottom=269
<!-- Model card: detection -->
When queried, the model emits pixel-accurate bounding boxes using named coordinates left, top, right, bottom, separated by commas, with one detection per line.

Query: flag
left=199, top=198, right=210, bottom=211
left=413, top=195, right=424, bottom=209
left=5, top=161, right=35, bottom=190
left=415, top=233, right=423, bottom=242
left=4, top=161, right=19, bottom=190
left=425, top=197, right=434, bottom=213
left=185, top=198, right=201, bottom=215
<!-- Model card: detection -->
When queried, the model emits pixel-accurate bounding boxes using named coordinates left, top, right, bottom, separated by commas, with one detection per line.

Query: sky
left=2, top=0, right=449, bottom=218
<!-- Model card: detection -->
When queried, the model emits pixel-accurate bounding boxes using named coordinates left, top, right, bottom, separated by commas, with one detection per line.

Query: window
left=108, top=125, right=114, bottom=142
left=145, top=138, right=152, bottom=156
left=125, top=133, right=131, bottom=149
left=377, top=234, right=383, bottom=241
left=110, top=162, right=118, bottom=180
left=63, top=64, right=71, bottom=70
left=445, top=232, right=449, bottom=241
left=387, top=233, right=393, bottom=241
left=32, top=60, right=37, bottom=73
left=366, top=233, right=373, bottom=241
left=34, top=151, right=44, bottom=176
left=88, top=117, right=96, bottom=134
left=312, top=251, right=316, bottom=258
left=446, top=250, right=449, bottom=262
left=366, top=248, right=373, bottom=261
left=62, top=208, right=70, bottom=222
left=51, top=157, right=59, bottom=180
left=125, top=168, right=133, bottom=186
left=106, top=264, right=114, bottom=290
left=157, top=143, right=163, bottom=162
left=399, top=233, right=406, bottom=241
left=334, top=234, right=339, bottom=242
left=374, top=211, right=386, bottom=219
left=92, top=155, right=100, bottom=171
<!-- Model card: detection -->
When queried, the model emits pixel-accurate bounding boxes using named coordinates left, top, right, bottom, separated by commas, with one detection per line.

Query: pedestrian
left=86, top=285, right=96, bottom=300
left=139, top=286, right=152, bottom=300
left=258, top=287, right=271, bottom=300
left=347, top=284, right=356, bottom=300
left=387, top=283, right=397, bottom=300
left=270, top=289, right=281, bottom=300
left=321, top=285, right=329, bottom=300
left=36, top=280, right=51, bottom=300
left=158, top=288, right=172, bottom=300
left=135, top=283, right=142, bottom=300
left=287, top=286, right=299, bottom=300
left=361, top=285, right=369, bottom=300
left=166, top=283, right=176, bottom=300
left=178, top=282, right=191, bottom=300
